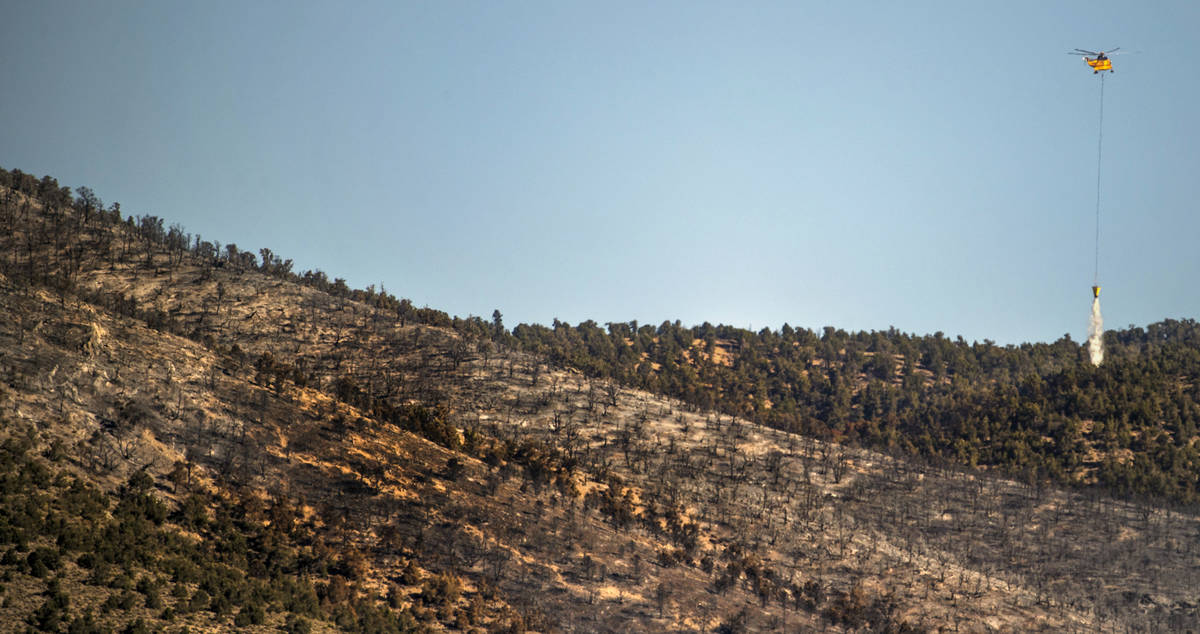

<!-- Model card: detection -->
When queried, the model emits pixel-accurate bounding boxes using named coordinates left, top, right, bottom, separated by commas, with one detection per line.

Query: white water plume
left=1088, top=298, right=1104, bottom=366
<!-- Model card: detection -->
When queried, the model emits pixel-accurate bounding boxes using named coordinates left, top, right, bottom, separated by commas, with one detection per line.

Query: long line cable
left=1093, top=73, right=1105, bottom=285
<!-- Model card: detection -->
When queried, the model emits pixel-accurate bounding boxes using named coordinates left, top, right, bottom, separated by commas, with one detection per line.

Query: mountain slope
left=2, top=168, right=1199, bottom=631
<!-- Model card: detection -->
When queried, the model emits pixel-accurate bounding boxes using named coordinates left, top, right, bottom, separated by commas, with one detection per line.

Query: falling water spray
left=1088, top=287, right=1104, bottom=366
left=1087, top=73, right=1105, bottom=367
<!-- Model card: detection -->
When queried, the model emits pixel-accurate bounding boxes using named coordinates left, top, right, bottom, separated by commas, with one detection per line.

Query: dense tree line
left=507, top=317, right=1200, bottom=505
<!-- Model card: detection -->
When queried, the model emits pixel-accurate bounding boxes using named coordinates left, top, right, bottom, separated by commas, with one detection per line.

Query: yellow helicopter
left=1071, top=48, right=1121, bottom=73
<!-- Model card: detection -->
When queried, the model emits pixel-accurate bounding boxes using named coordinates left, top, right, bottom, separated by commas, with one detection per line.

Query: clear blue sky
left=3, top=1, right=1197, bottom=344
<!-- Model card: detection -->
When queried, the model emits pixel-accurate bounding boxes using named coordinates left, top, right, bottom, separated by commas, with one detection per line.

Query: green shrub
left=26, top=547, right=61, bottom=578
left=143, top=586, right=162, bottom=610
left=283, top=614, right=312, bottom=634
left=65, top=611, right=104, bottom=634
left=121, top=617, right=151, bottom=634
left=419, top=573, right=461, bottom=606
left=31, top=589, right=70, bottom=631
left=187, top=589, right=210, bottom=613
left=118, top=591, right=138, bottom=610
left=234, top=602, right=265, bottom=627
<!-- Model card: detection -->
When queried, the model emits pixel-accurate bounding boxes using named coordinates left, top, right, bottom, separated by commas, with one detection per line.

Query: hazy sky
left=3, top=1, right=1197, bottom=344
